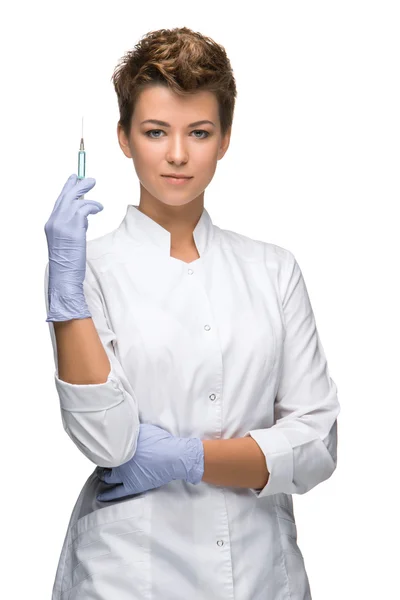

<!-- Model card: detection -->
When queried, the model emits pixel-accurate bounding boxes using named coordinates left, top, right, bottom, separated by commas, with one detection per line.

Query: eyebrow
left=140, top=119, right=216, bottom=128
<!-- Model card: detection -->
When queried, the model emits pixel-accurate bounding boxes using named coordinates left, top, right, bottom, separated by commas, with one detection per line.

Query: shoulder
left=86, top=229, right=117, bottom=259
left=217, top=225, right=294, bottom=269
left=86, top=226, right=134, bottom=274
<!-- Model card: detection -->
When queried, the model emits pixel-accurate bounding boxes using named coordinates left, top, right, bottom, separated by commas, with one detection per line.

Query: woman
left=44, top=27, right=340, bottom=600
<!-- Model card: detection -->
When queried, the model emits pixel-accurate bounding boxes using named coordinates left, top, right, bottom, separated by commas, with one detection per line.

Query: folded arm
left=202, top=250, right=340, bottom=497
left=201, top=436, right=269, bottom=490
left=45, top=261, right=140, bottom=468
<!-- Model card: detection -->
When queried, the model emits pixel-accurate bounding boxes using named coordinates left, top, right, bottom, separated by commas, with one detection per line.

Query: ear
left=217, top=126, right=232, bottom=160
left=117, top=122, right=132, bottom=159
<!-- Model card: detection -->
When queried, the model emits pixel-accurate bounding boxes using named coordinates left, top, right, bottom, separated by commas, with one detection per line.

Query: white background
left=1, top=1, right=399, bottom=597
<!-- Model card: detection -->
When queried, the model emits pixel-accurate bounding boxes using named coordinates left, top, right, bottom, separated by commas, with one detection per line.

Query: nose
left=165, top=135, right=189, bottom=165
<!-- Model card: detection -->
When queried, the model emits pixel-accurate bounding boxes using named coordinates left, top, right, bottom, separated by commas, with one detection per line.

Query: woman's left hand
left=96, top=423, right=204, bottom=501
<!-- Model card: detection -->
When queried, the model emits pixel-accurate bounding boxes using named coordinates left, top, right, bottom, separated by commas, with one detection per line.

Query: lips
left=161, top=175, right=192, bottom=179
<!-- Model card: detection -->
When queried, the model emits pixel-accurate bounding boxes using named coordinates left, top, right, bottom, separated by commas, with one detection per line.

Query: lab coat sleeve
left=44, top=261, right=140, bottom=468
left=244, top=249, right=340, bottom=497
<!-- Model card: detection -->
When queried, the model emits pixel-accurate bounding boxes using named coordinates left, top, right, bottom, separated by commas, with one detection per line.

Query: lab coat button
left=188, top=268, right=194, bottom=275
left=204, top=324, right=211, bottom=331
left=217, top=540, right=224, bottom=546
left=209, top=393, right=216, bottom=401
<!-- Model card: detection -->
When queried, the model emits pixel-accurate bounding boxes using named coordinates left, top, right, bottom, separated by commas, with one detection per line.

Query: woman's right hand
left=44, top=174, right=104, bottom=322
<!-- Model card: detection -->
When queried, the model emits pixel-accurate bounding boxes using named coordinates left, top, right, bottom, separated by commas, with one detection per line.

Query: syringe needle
left=80, top=115, right=85, bottom=151
left=77, top=116, right=86, bottom=195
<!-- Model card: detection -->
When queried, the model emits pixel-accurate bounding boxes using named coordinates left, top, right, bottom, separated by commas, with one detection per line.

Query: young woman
left=44, top=26, right=340, bottom=600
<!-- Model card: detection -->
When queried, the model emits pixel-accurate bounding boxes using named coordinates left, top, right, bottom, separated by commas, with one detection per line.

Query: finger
left=96, top=467, right=112, bottom=482
left=75, top=200, right=104, bottom=221
left=102, top=468, right=122, bottom=485
left=53, top=174, right=78, bottom=212
left=72, top=177, right=97, bottom=200
left=96, top=484, right=125, bottom=502
left=57, top=177, right=97, bottom=211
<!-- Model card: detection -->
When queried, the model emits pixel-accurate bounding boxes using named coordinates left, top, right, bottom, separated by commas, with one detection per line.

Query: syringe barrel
left=78, top=151, right=86, bottom=179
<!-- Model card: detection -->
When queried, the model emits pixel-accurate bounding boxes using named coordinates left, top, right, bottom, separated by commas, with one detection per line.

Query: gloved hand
left=44, top=174, right=104, bottom=322
left=96, top=423, right=204, bottom=501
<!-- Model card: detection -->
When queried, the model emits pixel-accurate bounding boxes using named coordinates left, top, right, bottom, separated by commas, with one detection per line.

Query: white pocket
left=274, top=494, right=304, bottom=559
left=61, top=493, right=150, bottom=599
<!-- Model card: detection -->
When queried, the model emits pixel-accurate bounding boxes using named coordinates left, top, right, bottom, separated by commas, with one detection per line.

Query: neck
left=137, top=189, right=204, bottom=250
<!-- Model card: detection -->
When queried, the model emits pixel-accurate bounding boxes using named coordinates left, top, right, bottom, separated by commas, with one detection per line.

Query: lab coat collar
left=119, top=204, right=215, bottom=257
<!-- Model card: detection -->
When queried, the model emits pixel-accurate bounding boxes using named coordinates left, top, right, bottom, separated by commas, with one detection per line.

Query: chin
left=154, top=188, right=198, bottom=206
left=157, top=196, right=197, bottom=208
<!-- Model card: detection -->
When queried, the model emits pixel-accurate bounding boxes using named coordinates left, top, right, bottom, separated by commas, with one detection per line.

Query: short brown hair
left=111, top=27, right=237, bottom=139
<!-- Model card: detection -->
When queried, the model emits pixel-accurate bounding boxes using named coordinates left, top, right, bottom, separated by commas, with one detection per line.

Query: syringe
left=77, top=116, right=86, bottom=199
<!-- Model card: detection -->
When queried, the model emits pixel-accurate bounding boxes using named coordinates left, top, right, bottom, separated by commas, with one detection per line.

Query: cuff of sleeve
left=243, top=428, right=293, bottom=498
left=54, top=369, right=126, bottom=412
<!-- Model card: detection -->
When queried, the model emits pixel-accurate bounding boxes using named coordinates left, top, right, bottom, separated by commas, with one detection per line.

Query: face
left=117, top=84, right=231, bottom=209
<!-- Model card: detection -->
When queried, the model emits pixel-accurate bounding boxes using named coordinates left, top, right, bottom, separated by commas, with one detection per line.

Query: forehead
left=134, top=85, right=219, bottom=120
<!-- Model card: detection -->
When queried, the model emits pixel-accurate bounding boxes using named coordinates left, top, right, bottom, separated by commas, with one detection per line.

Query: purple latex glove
left=96, top=423, right=204, bottom=501
left=44, top=174, right=104, bottom=322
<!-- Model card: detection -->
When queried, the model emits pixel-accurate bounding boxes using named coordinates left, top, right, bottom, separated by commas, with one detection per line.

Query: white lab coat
left=44, top=204, right=340, bottom=600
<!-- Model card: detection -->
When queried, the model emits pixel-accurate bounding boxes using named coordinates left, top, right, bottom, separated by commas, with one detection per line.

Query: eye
left=144, top=129, right=210, bottom=139
left=193, top=130, right=209, bottom=139
left=145, top=129, right=163, bottom=139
